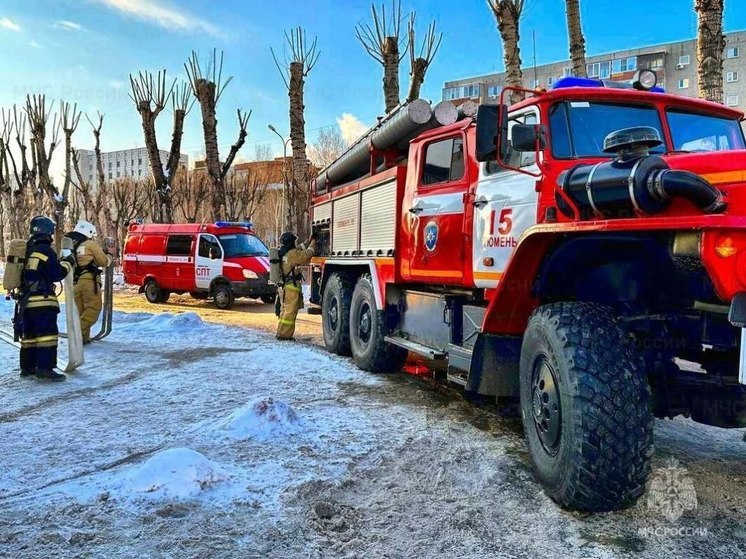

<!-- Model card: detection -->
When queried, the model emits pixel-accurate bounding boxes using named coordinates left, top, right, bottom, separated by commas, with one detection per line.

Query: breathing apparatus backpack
left=3, top=239, right=28, bottom=293
left=269, top=247, right=282, bottom=285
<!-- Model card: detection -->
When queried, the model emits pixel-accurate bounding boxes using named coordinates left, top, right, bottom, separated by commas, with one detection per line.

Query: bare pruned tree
left=406, top=14, right=442, bottom=101
left=356, top=0, right=408, bottom=113
left=172, top=170, right=211, bottom=223
left=129, top=70, right=192, bottom=223
left=60, top=100, right=82, bottom=229
left=224, top=171, right=271, bottom=223
left=0, top=111, right=12, bottom=256
left=695, top=0, right=726, bottom=103
left=185, top=49, right=251, bottom=221
left=308, top=127, right=347, bottom=168
left=109, top=177, right=152, bottom=256
left=26, top=94, right=63, bottom=246
left=271, top=27, right=320, bottom=238
left=5, top=105, right=34, bottom=239
left=565, top=0, right=587, bottom=78
left=488, top=0, right=526, bottom=104
left=253, top=143, right=273, bottom=162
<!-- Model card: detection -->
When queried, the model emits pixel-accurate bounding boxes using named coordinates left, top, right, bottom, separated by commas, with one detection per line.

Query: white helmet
left=74, top=220, right=97, bottom=239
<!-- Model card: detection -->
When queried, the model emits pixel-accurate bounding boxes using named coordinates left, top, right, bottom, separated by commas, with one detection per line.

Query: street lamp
left=268, top=124, right=292, bottom=237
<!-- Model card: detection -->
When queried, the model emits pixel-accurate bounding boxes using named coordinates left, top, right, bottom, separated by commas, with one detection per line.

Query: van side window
left=198, top=235, right=221, bottom=258
left=166, top=235, right=192, bottom=256
left=422, top=137, right=465, bottom=186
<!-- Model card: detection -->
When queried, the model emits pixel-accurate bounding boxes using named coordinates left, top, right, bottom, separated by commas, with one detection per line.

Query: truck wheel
left=322, top=272, right=353, bottom=355
left=144, top=280, right=164, bottom=304
left=260, top=294, right=276, bottom=305
left=349, top=274, right=408, bottom=373
left=213, top=283, right=235, bottom=310
left=520, top=302, right=653, bottom=512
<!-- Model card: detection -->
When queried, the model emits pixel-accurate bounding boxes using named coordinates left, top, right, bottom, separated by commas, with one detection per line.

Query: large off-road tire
left=349, top=274, right=408, bottom=373
left=144, top=279, right=165, bottom=304
left=213, top=283, right=235, bottom=310
left=322, top=272, right=353, bottom=355
left=519, top=302, right=653, bottom=512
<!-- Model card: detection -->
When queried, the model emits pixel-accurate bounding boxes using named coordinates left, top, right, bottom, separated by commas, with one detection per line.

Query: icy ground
left=0, top=298, right=745, bottom=559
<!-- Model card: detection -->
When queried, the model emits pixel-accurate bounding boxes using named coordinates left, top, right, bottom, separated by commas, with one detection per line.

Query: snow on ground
left=0, top=297, right=745, bottom=558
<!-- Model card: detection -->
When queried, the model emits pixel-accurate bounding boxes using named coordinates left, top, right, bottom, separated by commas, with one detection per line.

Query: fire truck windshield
left=550, top=101, right=665, bottom=158
left=218, top=234, right=269, bottom=258
left=667, top=109, right=746, bottom=152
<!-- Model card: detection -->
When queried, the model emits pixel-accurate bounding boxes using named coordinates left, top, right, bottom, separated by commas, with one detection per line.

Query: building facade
left=442, top=31, right=746, bottom=110
left=76, top=147, right=188, bottom=187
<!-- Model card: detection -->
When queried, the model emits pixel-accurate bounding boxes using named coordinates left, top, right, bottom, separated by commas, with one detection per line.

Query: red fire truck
left=123, top=221, right=276, bottom=309
left=308, top=70, right=746, bottom=512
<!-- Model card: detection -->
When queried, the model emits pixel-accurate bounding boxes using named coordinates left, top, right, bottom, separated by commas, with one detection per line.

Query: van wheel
left=349, top=274, right=407, bottom=373
left=213, top=283, right=234, bottom=310
left=144, top=280, right=164, bottom=304
left=520, top=302, right=653, bottom=512
left=260, top=294, right=276, bottom=305
left=322, top=273, right=353, bottom=355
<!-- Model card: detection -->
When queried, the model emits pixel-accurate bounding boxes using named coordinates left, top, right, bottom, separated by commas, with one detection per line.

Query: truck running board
left=385, top=336, right=446, bottom=360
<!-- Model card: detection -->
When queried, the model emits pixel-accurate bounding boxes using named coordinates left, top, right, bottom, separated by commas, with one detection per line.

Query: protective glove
left=60, top=249, right=76, bottom=271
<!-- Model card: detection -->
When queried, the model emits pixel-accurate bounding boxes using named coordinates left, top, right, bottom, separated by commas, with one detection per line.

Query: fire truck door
left=472, top=111, right=540, bottom=289
left=195, top=234, right=223, bottom=290
left=407, top=135, right=469, bottom=283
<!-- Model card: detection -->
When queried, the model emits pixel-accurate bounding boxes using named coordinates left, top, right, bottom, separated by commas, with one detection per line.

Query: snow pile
left=121, top=448, right=229, bottom=499
left=121, top=312, right=206, bottom=332
left=217, top=397, right=303, bottom=439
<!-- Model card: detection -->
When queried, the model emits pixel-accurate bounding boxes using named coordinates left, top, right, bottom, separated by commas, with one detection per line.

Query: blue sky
left=1, top=0, right=745, bottom=170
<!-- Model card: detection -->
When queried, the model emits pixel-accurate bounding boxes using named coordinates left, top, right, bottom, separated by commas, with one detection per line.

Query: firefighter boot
left=35, top=369, right=66, bottom=382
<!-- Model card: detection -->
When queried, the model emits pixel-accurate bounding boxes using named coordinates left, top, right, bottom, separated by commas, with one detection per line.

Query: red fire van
left=123, top=221, right=276, bottom=309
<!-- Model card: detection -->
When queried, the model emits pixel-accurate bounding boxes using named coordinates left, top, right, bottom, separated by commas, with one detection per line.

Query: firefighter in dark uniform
left=276, top=231, right=316, bottom=340
left=16, top=216, right=75, bottom=381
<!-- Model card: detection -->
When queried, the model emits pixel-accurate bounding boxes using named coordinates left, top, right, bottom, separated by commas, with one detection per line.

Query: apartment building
left=442, top=31, right=746, bottom=110
left=75, top=147, right=188, bottom=187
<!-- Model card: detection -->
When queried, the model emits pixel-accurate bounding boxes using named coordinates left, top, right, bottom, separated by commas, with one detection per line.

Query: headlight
left=633, top=69, right=657, bottom=91
left=242, top=269, right=258, bottom=279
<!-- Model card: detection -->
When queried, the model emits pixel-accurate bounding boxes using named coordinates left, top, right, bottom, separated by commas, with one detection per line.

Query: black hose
left=649, top=169, right=727, bottom=214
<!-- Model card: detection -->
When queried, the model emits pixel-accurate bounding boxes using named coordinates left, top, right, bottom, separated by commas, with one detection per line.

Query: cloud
left=336, top=114, right=367, bottom=145
left=93, top=0, right=221, bottom=37
left=0, top=17, right=21, bottom=32
left=54, top=20, right=84, bottom=31
left=29, top=40, right=41, bottom=48
left=110, top=80, right=124, bottom=89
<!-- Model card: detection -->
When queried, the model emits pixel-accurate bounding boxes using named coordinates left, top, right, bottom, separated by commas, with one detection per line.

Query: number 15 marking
left=490, top=208, right=513, bottom=236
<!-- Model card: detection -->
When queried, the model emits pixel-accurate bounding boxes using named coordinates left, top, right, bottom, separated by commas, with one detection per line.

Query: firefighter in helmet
left=65, top=220, right=112, bottom=344
left=276, top=231, right=316, bottom=340
left=16, top=216, right=76, bottom=381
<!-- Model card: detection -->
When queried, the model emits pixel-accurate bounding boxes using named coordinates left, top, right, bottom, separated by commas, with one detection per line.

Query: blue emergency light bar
left=552, top=72, right=665, bottom=93
left=215, top=220, right=253, bottom=229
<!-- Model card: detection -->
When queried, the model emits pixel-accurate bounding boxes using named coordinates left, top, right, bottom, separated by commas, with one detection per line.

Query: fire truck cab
left=123, top=221, right=275, bottom=309
left=309, top=70, right=746, bottom=512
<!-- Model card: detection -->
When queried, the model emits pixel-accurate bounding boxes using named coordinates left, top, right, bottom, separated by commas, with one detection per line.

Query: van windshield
left=218, top=234, right=269, bottom=258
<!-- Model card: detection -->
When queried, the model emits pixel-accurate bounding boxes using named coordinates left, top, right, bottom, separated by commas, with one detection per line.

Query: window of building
left=108, top=172, right=112, bottom=179
left=138, top=158, right=142, bottom=165
left=421, top=137, right=465, bottom=186
left=611, top=56, right=637, bottom=74
left=678, top=78, right=690, bottom=89
left=116, top=172, right=120, bottom=177
left=108, top=162, right=112, bottom=169
left=649, top=57, right=664, bottom=69
left=166, top=235, right=193, bottom=256
left=463, top=84, right=480, bottom=98
left=727, top=71, right=739, bottom=83
left=116, top=161, right=120, bottom=168
left=530, top=79, right=540, bottom=89
left=727, top=47, right=740, bottom=59
left=487, top=84, right=501, bottom=98
left=599, top=61, right=611, bottom=79
left=727, top=95, right=739, bottom=107
left=547, top=76, right=555, bottom=86
left=587, top=62, right=600, bottom=77
left=678, top=55, right=691, bottom=66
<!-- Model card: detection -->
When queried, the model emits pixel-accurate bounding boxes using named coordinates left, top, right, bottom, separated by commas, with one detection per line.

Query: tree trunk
left=565, top=0, right=587, bottom=78
left=407, top=58, right=428, bottom=101
left=288, top=61, right=310, bottom=238
left=193, top=79, right=223, bottom=220
left=136, top=103, right=172, bottom=223
left=695, top=0, right=726, bottom=103
left=493, top=2, right=525, bottom=104
left=382, top=37, right=401, bottom=113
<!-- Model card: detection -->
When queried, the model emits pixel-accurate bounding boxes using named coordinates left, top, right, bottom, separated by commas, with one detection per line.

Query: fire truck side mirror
left=475, top=104, right=509, bottom=163
left=511, top=124, right=548, bottom=152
